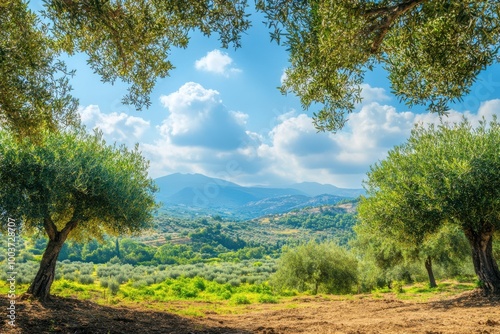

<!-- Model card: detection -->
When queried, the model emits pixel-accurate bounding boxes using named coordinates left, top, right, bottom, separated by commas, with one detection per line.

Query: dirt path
left=1, top=291, right=499, bottom=334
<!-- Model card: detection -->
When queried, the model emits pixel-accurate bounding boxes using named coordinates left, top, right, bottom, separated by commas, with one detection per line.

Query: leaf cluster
left=0, top=0, right=79, bottom=137
left=258, top=0, right=500, bottom=132
left=43, top=0, right=251, bottom=110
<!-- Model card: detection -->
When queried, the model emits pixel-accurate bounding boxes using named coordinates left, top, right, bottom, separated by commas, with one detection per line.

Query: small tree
left=354, top=222, right=470, bottom=288
left=359, top=118, right=500, bottom=295
left=0, top=129, right=157, bottom=300
left=271, top=241, right=358, bottom=295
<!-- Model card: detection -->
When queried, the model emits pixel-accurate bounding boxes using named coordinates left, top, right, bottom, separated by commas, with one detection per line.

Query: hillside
left=154, top=173, right=364, bottom=219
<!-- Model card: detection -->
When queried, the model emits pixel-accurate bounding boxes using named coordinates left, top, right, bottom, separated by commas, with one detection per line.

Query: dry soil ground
left=1, top=291, right=499, bottom=334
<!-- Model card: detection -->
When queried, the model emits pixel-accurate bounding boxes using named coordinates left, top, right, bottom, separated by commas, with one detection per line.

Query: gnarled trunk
left=424, top=255, right=437, bottom=288
left=465, top=229, right=500, bottom=295
left=26, top=217, right=78, bottom=301
left=27, top=234, right=66, bottom=301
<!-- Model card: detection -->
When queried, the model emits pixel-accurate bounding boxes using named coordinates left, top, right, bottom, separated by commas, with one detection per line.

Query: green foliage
left=43, top=0, right=251, bottom=110
left=257, top=0, right=500, bottom=131
left=258, top=294, right=278, bottom=304
left=359, top=117, right=500, bottom=293
left=2, top=0, right=252, bottom=137
left=0, top=128, right=158, bottom=240
left=108, top=279, right=120, bottom=295
left=78, top=275, right=94, bottom=285
left=271, top=241, right=358, bottom=294
left=232, top=294, right=251, bottom=305
left=190, top=224, right=247, bottom=251
left=360, top=117, right=500, bottom=242
left=353, top=220, right=471, bottom=288
left=0, top=0, right=79, bottom=138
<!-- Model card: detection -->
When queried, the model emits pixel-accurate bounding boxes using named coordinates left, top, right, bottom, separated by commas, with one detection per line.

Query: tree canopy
left=1, top=0, right=251, bottom=136
left=0, top=0, right=79, bottom=137
left=6, top=1, right=499, bottom=136
left=0, top=128, right=158, bottom=299
left=358, top=117, right=500, bottom=294
left=257, top=0, right=500, bottom=131
left=271, top=240, right=358, bottom=294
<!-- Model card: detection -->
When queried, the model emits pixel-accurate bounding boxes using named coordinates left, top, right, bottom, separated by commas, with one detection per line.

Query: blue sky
left=40, top=7, right=500, bottom=188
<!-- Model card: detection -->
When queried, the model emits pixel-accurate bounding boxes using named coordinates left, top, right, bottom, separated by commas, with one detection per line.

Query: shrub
left=214, top=277, right=227, bottom=284
left=116, top=274, right=128, bottom=284
left=100, top=279, right=109, bottom=288
left=228, top=278, right=241, bottom=287
left=168, top=271, right=181, bottom=279
left=220, top=291, right=232, bottom=300
left=79, top=275, right=95, bottom=285
left=132, top=280, right=147, bottom=288
left=232, top=294, right=250, bottom=305
left=258, top=294, right=278, bottom=304
left=108, top=280, right=120, bottom=295
left=64, top=273, right=77, bottom=282
left=192, top=278, right=206, bottom=291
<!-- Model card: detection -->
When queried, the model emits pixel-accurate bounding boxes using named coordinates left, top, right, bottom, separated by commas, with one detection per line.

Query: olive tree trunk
left=465, top=229, right=500, bottom=295
left=26, top=236, right=66, bottom=301
left=424, top=256, right=437, bottom=288
left=26, top=218, right=78, bottom=301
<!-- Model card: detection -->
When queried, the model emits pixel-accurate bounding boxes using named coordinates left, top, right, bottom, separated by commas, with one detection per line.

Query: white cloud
left=79, top=105, right=150, bottom=142
left=156, top=82, right=249, bottom=150
left=81, top=80, right=500, bottom=189
left=360, top=84, right=391, bottom=104
left=252, top=100, right=500, bottom=188
left=194, top=49, right=241, bottom=76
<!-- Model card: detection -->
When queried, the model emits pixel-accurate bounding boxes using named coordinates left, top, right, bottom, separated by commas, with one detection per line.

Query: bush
left=100, top=279, right=109, bottom=288
left=214, top=276, right=227, bottom=284
left=79, top=275, right=95, bottom=285
left=232, top=294, right=250, bottom=305
left=258, top=294, right=278, bottom=304
left=192, top=278, right=206, bottom=291
left=228, top=278, right=241, bottom=287
left=108, top=280, right=120, bottom=295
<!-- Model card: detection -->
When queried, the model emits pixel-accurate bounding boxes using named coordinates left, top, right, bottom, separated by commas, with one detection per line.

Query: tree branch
left=361, top=0, right=427, bottom=53
left=43, top=217, right=58, bottom=241
left=60, top=219, right=79, bottom=240
left=362, top=0, right=427, bottom=17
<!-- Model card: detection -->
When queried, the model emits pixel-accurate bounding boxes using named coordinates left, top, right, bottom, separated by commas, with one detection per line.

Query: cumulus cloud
left=142, top=82, right=262, bottom=181
left=194, top=49, right=241, bottom=76
left=82, top=80, right=500, bottom=189
left=157, top=82, right=249, bottom=150
left=79, top=105, right=150, bottom=142
left=253, top=100, right=500, bottom=187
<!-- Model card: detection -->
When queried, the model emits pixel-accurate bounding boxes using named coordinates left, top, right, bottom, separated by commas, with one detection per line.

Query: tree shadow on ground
left=0, top=295, right=252, bottom=334
left=428, top=289, right=500, bottom=309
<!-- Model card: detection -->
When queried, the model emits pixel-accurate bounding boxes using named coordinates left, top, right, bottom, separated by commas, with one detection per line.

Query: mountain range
left=154, top=173, right=365, bottom=219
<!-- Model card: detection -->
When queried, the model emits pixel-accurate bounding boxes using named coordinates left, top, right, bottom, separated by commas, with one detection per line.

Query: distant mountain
left=154, top=173, right=240, bottom=198
left=154, top=173, right=362, bottom=219
left=287, top=182, right=365, bottom=198
left=240, top=194, right=346, bottom=217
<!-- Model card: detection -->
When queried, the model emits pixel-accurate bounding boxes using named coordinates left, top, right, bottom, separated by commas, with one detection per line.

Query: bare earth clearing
left=1, top=291, right=499, bottom=334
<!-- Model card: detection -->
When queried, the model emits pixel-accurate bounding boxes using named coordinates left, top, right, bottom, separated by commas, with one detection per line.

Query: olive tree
left=0, top=129, right=157, bottom=300
left=257, top=0, right=500, bottom=132
left=271, top=241, right=358, bottom=294
left=358, top=118, right=500, bottom=295
left=354, top=221, right=470, bottom=288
